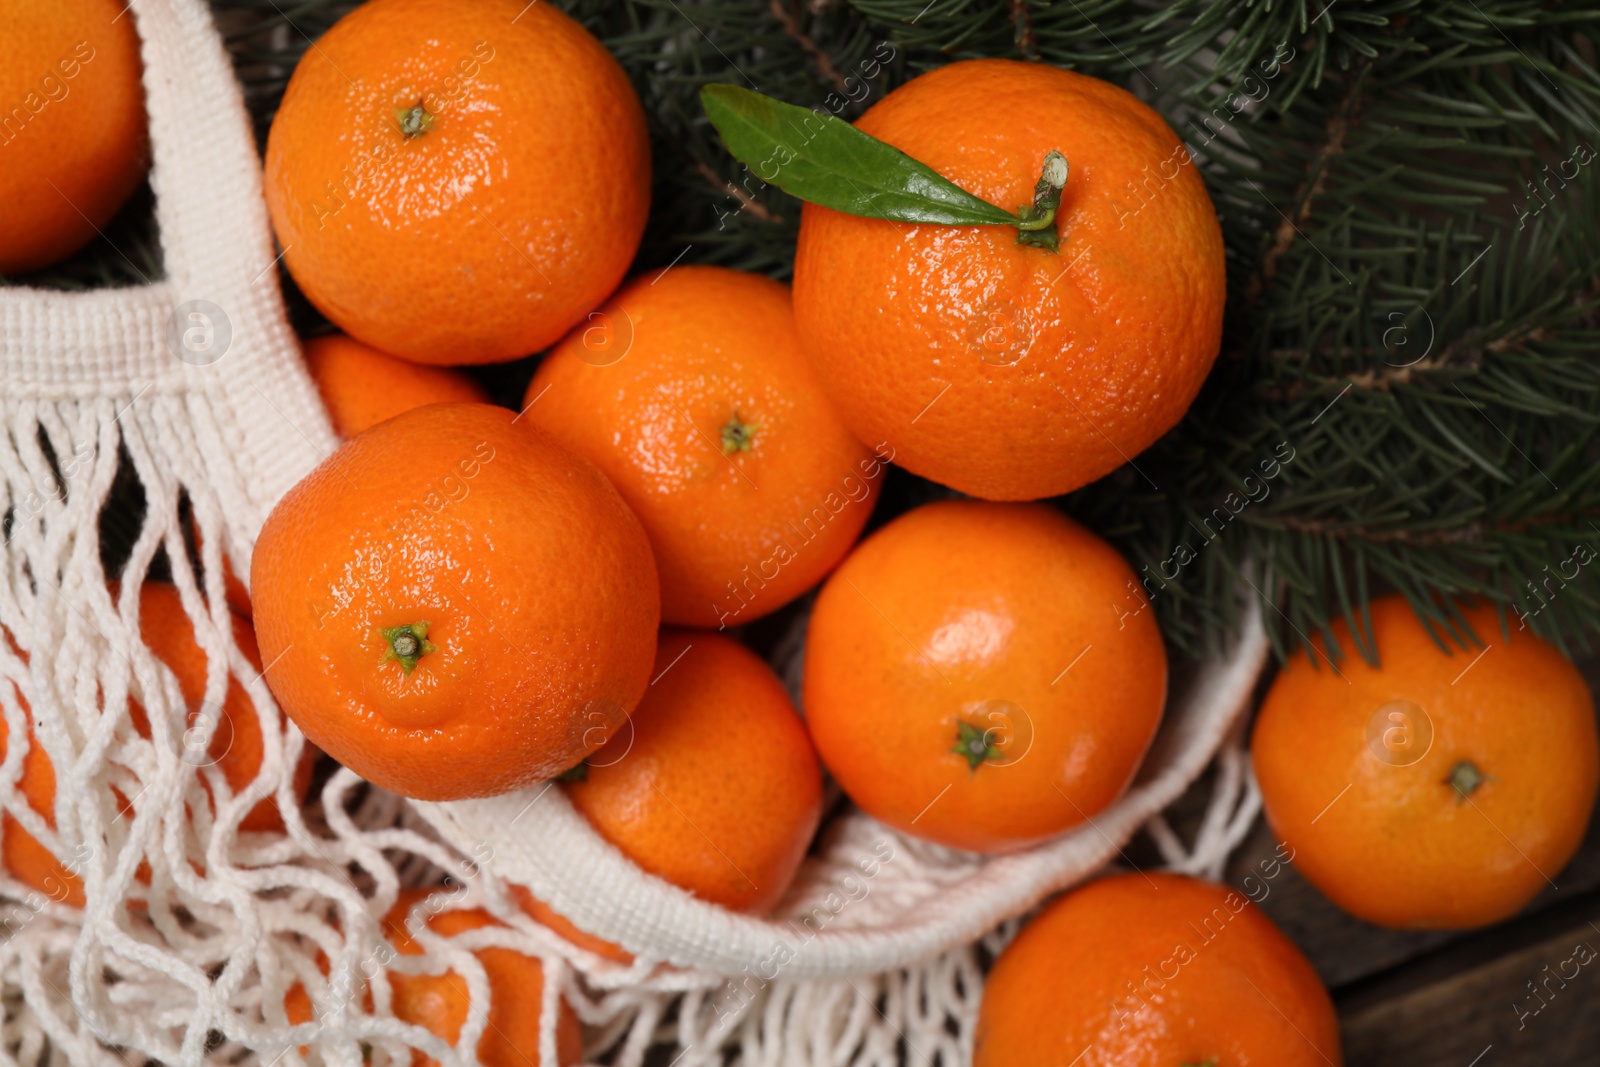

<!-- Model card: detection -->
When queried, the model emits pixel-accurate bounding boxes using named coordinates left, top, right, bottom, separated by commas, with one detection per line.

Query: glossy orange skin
left=263, top=0, right=650, bottom=365
left=804, top=501, right=1166, bottom=853
left=1253, top=595, right=1599, bottom=929
left=132, top=583, right=315, bottom=834
left=792, top=59, right=1225, bottom=501
left=527, top=267, right=880, bottom=628
left=251, top=403, right=660, bottom=800
left=565, top=630, right=823, bottom=913
left=976, top=873, right=1342, bottom=1067
left=510, top=884, right=633, bottom=964
left=0, top=0, right=147, bottom=274
left=305, top=334, right=488, bottom=439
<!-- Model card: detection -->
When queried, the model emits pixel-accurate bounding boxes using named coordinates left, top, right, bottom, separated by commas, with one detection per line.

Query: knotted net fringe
left=0, top=389, right=1263, bottom=1066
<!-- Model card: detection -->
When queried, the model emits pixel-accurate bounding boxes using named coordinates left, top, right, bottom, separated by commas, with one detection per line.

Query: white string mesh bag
left=0, top=2, right=1274, bottom=1064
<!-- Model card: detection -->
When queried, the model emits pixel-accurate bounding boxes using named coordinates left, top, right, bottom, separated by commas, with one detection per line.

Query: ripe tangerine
left=251, top=403, right=660, bottom=800
left=526, top=266, right=881, bottom=629
left=565, top=630, right=823, bottom=913
left=1252, top=595, right=1599, bottom=928
left=263, top=0, right=650, bottom=364
left=976, top=872, right=1342, bottom=1066
left=803, top=500, right=1166, bottom=853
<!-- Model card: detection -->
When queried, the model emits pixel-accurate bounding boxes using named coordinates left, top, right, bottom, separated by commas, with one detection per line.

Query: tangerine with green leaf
left=787, top=59, right=1225, bottom=501
left=1253, top=595, right=1599, bottom=929
left=803, top=500, right=1166, bottom=853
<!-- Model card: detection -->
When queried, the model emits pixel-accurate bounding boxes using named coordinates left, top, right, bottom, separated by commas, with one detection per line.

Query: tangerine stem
left=952, top=719, right=1004, bottom=773
left=1015, top=150, right=1068, bottom=252
left=1446, top=759, right=1489, bottom=800
left=396, top=102, right=435, bottom=138
left=720, top=412, right=760, bottom=454
left=380, top=621, right=437, bottom=674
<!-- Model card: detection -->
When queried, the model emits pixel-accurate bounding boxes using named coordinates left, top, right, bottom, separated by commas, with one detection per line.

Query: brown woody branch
left=768, top=0, right=846, bottom=92
left=694, top=160, right=783, bottom=223
left=1247, top=60, right=1372, bottom=302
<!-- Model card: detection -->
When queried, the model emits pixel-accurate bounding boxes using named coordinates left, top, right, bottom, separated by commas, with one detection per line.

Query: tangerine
left=792, top=59, right=1225, bottom=500
left=510, top=885, right=632, bottom=965
left=263, top=0, right=650, bottom=364
left=1, top=581, right=316, bottom=906
left=0, top=681, right=84, bottom=907
left=251, top=402, right=660, bottom=800
left=285, top=889, right=582, bottom=1066
left=131, top=582, right=315, bottom=834
left=564, top=630, right=822, bottom=913
left=526, top=266, right=881, bottom=628
left=0, top=0, right=147, bottom=275
left=383, top=889, right=582, bottom=1067
left=1252, top=595, right=1599, bottom=928
left=304, top=333, right=487, bottom=439
left=975, top=872, right=1342, bottom=1066
left=803, top=500, right=1166, bottom=853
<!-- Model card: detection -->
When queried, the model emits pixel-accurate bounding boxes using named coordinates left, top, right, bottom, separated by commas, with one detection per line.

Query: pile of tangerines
left=6, top=1, right=1599, bottom=1065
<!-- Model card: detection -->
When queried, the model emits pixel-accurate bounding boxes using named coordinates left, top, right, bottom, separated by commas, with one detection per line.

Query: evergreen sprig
left=14, top=0, right=1600, bottom=665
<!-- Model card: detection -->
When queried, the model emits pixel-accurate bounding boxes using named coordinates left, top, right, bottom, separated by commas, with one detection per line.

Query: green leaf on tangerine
left=699, top=83, right=1020, bottom=228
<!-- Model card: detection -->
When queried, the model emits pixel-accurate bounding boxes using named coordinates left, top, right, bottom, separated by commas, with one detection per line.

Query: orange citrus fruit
left=511, top=885, right=633, bottom=964
left=2, top=581, right=316, bottom=906
left=263, top=0, right=650, bottom=364
left=0, top=681, right=84, bottom=907
left=251, top=402, right=660, bottom=800
left=304, top=333, right=488, bottom=439
left=383, top=889, right=582, bottom=1067
left=190, top=522, right=255, bottom=620
left=792, top=58, right=1225, bottom=501
left=0, top=0, right=147, bottom=275
left=564, top=630, right=823, bottom=913
left=803, top=500, right=1166, bottom=853
left=285, top=889, right=582, bottom=1066
left=526, top=266, right=880, bottom=628
left=130, top=582, right=315, bottom=834
left=975, top=872, right=1343, bottom=1067
left=1252, top=594, right=1599, bottom=928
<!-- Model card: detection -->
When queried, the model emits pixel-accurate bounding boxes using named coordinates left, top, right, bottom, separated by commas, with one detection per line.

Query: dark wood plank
left=1338, top=896, right=1600, bottom=1066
